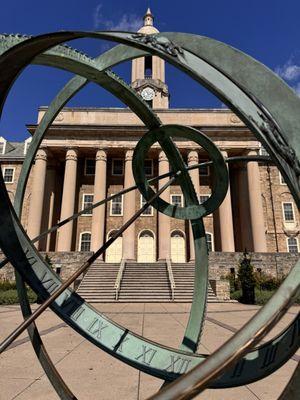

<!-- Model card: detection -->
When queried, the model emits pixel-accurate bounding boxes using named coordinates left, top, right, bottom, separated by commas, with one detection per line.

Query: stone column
left=158, top=151, right=170, bottom=260
left=237, top=166, right=253, bottom=251
left=218, top=150, right=235, bottom=252
left=188, top=150, right=200, bottom=261
left=247, top=149, right=267, bottom=252
left=91, top=149, right=107, bottom=256
left=122, top=150, right=136, bottom=260
left=45, top=168, right=56, bottom=252
left=57, top=148, right=78, bottom=252
left=27, top=148, right=47, bottom=249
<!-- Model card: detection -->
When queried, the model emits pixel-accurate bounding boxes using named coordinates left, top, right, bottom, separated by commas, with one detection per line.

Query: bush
left=230, top=288, right=300, bottom=305
left=253, top=272, right=285, bottom=291
left=0, top=280, right=37, bottom=305
left=0, top=280, right=17, bottom=291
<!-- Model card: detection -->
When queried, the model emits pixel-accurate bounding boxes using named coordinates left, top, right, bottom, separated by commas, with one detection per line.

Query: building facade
left=0, top=9, right=299, bottom=266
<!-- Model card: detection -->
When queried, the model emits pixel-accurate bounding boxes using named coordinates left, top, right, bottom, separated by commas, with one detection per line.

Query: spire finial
left=143, top=7, right=154, bottom=26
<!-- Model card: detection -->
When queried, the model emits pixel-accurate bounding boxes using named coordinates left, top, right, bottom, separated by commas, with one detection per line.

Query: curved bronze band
left=0, top=31, right=299, bottom=399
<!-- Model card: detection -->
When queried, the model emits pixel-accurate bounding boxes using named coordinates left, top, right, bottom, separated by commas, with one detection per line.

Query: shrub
left=254, top=272, right=285, bottom=291
left=0, top=280, right=17, bottom=291
left=0, top=288, right=37, bottom=304
left=238, top=251, right=255, bottom=304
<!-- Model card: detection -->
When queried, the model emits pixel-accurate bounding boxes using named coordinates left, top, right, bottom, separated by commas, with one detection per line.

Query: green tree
left=238, top=250, right=255, bottom=304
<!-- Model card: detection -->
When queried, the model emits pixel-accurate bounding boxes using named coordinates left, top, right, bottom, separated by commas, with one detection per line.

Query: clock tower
left=131, top=8, right=169, bottom=109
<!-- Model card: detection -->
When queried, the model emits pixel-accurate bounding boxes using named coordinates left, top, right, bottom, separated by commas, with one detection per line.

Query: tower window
left=287, top=237, right=298, bottom=253
left=145, top=56, right=152, bottom=78
left=282, top=202, right=295, bottom=222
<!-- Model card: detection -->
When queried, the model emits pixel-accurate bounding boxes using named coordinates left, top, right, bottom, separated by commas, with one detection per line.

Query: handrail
left=166, top=258, right=176, bottom=301
left=114, top=258, right=126, bottom=300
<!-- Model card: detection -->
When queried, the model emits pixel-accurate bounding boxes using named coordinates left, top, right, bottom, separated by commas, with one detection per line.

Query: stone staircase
left=172, top=263, right=218, bottom=302
left=118, top=262, right=171, bottom=302
left=76, top=261, right=219, bottom=303
left=76, top=262, right=119, bottom=302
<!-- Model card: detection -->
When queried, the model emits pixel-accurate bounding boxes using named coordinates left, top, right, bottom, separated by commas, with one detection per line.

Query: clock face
left=141, top=87, right=155, bottom=101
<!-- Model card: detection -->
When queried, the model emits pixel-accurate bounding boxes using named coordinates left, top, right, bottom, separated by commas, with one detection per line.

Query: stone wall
left=1, top=251, right=297, bottom=283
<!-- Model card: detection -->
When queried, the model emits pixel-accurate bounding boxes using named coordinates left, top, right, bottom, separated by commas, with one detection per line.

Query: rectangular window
left=110, top=194, right=123, bottom=216
left=283, top=202, right=295, bottom=222
left=82, top=194, right=94, bottom=215
left=170, top=194, right=183, bottom=207
left=112, top=159, right=124, bottom=176
left=140, top=195, right=153, bottom=216
left=144, top=159, right=153, bottom=176
left=199, top=162, right=209, bottom=176
left=287, top=237, right=299, bottom=253
left=80, top=232, right=91, bottom=252
left=85, top=159, right=95, bottom=175
left=199, top=195, right=210, bottom=204
left=3, top=168, right=14, bottom=183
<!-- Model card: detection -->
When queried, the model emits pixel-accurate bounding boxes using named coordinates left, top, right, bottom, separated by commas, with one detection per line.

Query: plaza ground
left=0, top=302, right=299, bottom=400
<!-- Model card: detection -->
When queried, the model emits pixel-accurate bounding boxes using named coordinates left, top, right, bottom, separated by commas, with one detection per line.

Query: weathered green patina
left=0, top=30, right=299, bottom=400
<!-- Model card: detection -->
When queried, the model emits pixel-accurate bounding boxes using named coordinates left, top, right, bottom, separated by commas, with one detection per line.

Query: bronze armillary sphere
left=0, top=30, right=299, bottom=400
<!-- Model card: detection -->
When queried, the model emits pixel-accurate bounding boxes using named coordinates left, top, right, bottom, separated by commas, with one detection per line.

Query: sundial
left=0, top=29, right=299, bottom=399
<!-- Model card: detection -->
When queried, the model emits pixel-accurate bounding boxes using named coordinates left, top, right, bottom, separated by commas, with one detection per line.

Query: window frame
left=24, top=137, right=32, bottom=155
left=3, top=167, right=15, bottom=184
left=282, top=202, right=295, bottom=222
left=199, top=161, right=210, bottom=177
left=144, top=159, right=153, bottom=177
left=140, top=194, right=154, bottom=216
left=0, top=138, right=6, bottom=155
left=199, top=194, right=210, bottom=204
left=170, top=194, right=183, bottom=208
left=84, top=158, right=96, bottom=176
left=81, top=193, right=94, bottom=216
left=206, top=232, right=214, bottom=252
left=112, top=158, right=124, bottom=176
left=110, top=194, right=123, bottom=216
left=79, top=231, right=91, bottom=252
left=286, top=237, right=299, bottom=253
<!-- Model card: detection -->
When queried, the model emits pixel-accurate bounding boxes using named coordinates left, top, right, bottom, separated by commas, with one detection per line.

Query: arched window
left=79, top=232, right=91, bottom=252
left=287, top=237, right=299, bottom=253
left=206, top=232, right=214, bottom=252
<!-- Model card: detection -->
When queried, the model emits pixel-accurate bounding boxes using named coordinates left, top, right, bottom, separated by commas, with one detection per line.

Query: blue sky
left=1, top=0, right=300, bottom=141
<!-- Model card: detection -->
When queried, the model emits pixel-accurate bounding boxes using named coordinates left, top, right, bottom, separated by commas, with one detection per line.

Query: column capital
left=125, top=149, right=134, bottom=161
left=65, top=148, right=78, bottom=161
left=220, top=149, right=229, bottom=157
left=95, top=149, right=107, bottom=162
left=187, top=150, right=199, bottom=164
left=247, top=148, right=259, bottom=156
left=35, top=148, right=47, bottom=162
left=158, top=151, right=168, bottom=162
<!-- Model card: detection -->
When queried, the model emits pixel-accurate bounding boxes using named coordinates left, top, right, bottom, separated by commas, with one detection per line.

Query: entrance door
left=171, top=230, right=186, bottom=263
left=106, top=231, right=122, bottom=262
left=137, top=230, right=155, bottom=262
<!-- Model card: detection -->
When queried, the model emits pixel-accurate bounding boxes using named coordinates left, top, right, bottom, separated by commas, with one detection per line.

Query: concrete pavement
left=0, top=302, right=299, bottom=400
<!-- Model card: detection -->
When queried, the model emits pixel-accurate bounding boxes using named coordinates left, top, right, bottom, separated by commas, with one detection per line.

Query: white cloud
left=275, top=55, right=300, bottom=97
left=275, top=57, right=300, bottom=81
left=93, top=4, right=141, bottom=32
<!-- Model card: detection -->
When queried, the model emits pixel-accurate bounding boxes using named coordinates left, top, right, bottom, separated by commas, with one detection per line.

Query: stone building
left=0, top=9, right=299, bottom=271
